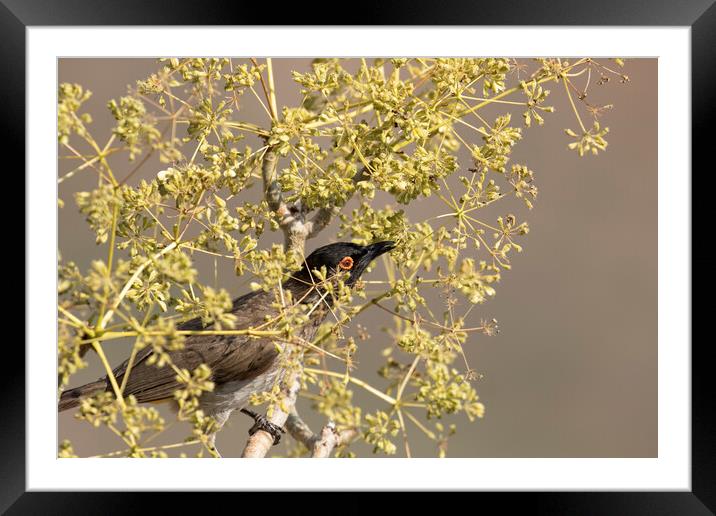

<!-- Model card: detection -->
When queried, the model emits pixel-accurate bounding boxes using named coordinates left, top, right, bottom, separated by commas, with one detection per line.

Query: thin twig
left=251, top=58, right=278, bottom=121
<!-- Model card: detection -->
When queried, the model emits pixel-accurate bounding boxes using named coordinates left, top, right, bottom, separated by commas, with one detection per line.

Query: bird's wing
left=113, top=289, right=280, bottom=403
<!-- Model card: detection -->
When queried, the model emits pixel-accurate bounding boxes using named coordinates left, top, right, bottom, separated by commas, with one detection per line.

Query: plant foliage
left=58, top=57, right=626, bottom=457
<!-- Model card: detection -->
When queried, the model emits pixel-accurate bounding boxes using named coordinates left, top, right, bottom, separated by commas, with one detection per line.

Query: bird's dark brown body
left=59, top=241, right=395, bottom=453
left=120, top=282, right=324, bottom=408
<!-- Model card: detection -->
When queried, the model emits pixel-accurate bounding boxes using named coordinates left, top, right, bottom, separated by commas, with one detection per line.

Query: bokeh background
left=58, top=58, right=657, bottom=458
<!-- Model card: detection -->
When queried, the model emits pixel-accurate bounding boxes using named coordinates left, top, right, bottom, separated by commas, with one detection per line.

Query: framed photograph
left=6, top=0, right=708, bottom=512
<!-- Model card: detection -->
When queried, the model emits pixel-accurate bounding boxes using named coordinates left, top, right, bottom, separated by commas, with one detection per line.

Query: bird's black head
left=297, top=241, right=395, bottom=287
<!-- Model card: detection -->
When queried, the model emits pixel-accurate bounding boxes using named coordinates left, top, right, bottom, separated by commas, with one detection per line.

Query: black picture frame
left=4, top=1, right=709, bottom=512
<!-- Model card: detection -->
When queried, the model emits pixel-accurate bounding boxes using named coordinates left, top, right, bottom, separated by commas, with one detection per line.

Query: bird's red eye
left=339, top=256, right=354, bottom=270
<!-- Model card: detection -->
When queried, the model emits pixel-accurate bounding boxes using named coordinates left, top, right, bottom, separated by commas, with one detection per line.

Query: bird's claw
left=240, top=408, right=285, bottom=445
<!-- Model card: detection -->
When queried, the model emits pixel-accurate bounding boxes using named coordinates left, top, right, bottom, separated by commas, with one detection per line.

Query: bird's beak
left=366, top=240, right=396, bottom=258
left=347, top=241, right=396, bottom=284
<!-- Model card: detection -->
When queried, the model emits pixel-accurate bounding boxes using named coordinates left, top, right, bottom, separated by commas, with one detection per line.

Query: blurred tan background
left=58, top=58, right=657, bottom=458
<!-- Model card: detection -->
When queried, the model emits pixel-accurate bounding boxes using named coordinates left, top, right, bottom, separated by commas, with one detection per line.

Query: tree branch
left=261, top=146, right=311, bottom=252
left=285, top=408, right=358, bottom=458
left=261, top=148, right=284, bottom=213
left=305, top=206, right=338, bottom=239
left=245, top=145, right=313, bottom=458
left=240, top=372, right=301, bottom=458
left=247, top=156, right=366, bottom=458
left=285, top=407, right=315, bottom=444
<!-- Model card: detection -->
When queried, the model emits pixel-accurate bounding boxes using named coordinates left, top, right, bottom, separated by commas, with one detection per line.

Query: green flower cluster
left=108, top=96, right=161, bottom=160
left=58, top=83, right=92, bottom=144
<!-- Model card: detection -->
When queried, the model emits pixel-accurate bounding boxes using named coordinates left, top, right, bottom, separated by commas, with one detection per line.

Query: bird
left=59, top=240, right=395, bottom=456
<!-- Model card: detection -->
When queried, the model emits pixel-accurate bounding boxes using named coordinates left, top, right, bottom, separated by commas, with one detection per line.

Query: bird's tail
left=58, top=379, right=107, bottom=412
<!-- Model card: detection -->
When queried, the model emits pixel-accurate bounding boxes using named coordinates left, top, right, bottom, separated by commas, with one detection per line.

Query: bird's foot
left=240, top=408, right=285, bottom=445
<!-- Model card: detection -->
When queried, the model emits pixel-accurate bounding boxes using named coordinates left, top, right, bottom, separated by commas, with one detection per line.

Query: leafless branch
left=306, top=206, right=339, bottom=239
left=285, top=408, right=358, bottom=458
left=285, top=407, right=315, bottom=444
left=240, top=373, right=301, bottom=458
left=261, top=148, right=284, bottom=213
